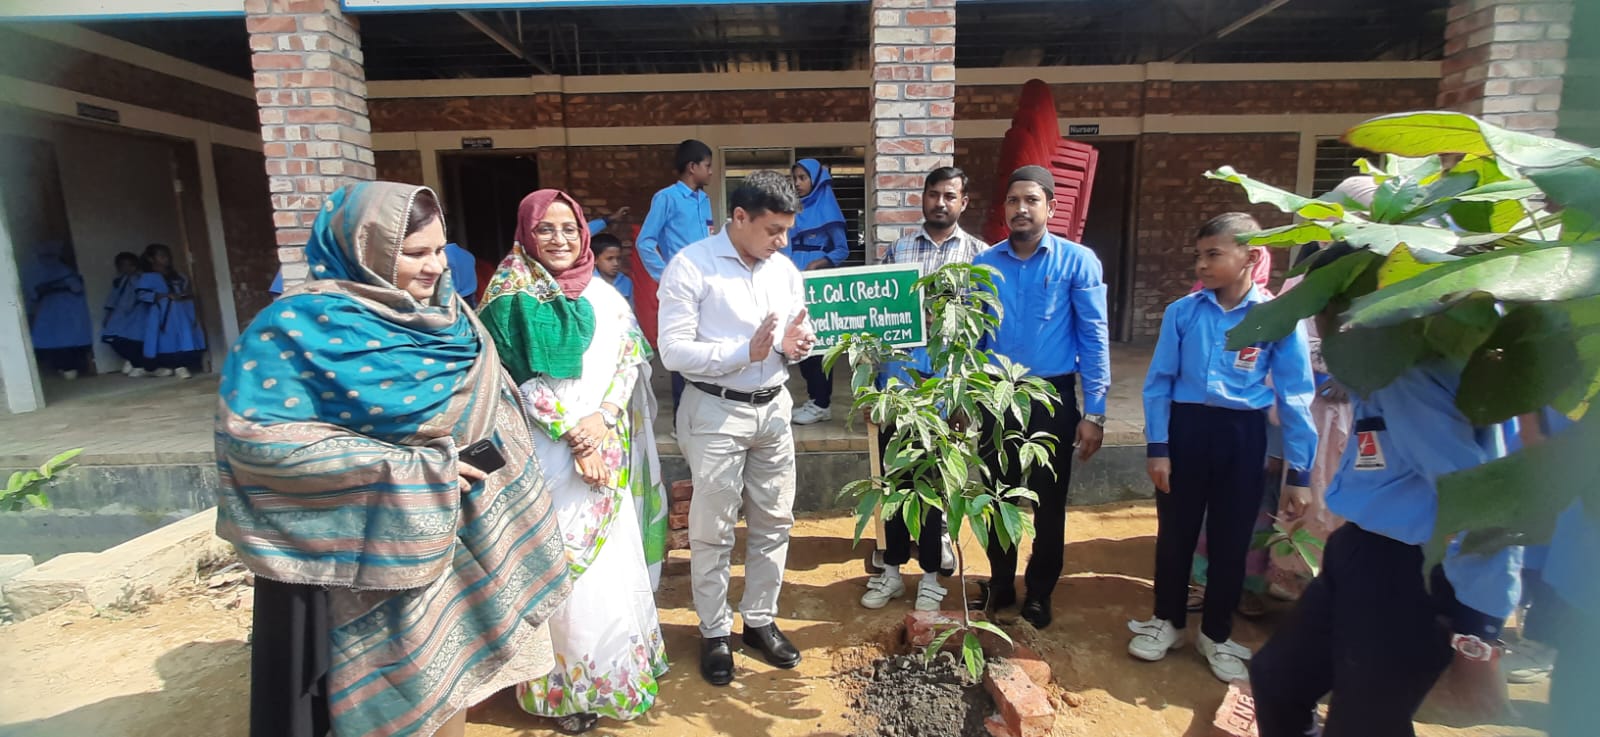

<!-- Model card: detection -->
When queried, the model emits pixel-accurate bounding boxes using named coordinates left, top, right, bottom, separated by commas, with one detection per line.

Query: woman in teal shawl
left=479, top=189, right=668, bottom=735
left=214, top=182, right=570, bottom=737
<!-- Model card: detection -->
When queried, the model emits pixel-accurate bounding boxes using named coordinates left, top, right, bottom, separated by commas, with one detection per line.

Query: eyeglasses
left=533, top=224, right=583, bottom=241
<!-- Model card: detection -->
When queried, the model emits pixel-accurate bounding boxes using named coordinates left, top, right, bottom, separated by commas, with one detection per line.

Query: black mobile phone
left=460, top=438, right=507, bottom=474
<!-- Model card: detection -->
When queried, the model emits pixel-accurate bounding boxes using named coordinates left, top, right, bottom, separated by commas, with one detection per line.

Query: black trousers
left=104, top=337, right=148, bottom=370
left=1250, top=525, right=1458, bottom=737
left=33, top=346, right=88, bottom=373
left=149, top=349, right=204, bottom=371
left=799, top=355, right=834, bottom=408
left=251, top=577, right=332, bottom=737
left=983, top=375, right=1080, bottom=601
left=1154, top=403, right=1267, bottom=643
left=878, top=422, right=946, bottom=572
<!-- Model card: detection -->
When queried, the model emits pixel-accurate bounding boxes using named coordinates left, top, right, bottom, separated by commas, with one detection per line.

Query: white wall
left=2, top=118, right=184, bottom=373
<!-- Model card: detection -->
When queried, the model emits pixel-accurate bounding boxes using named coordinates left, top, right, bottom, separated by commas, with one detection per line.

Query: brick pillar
left=1439, top=0, right=1573, bottom=136
left=246, top=0, right=375, bottom=286
left=868, top=0, right=956, bottom=262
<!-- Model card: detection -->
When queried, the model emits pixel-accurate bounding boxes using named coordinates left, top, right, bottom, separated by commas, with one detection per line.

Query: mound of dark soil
left=848, top=651, right=994, bottom=737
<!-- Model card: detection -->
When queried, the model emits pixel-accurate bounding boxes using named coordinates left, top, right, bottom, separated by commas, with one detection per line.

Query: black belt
left=691, top=380, right=784, bottom=406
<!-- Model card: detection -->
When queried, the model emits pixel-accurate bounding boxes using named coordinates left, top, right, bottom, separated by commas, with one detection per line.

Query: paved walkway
left=0, top=344, right=1153, bottom=465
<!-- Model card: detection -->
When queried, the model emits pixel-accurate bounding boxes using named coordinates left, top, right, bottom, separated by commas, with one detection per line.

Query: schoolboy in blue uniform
left=1129, top=212, right=1317, bottom=683
left=1248, top=245, right=1522, bottom=737
left=972, top=165, right=1111, bottom=629
left=591, top=233, right=634, bottom=304
left=638, top=139, right=717, bottom=414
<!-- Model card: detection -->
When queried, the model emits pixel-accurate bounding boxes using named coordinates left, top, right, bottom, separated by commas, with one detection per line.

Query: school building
left=0, top=0, right=1588, bottom=414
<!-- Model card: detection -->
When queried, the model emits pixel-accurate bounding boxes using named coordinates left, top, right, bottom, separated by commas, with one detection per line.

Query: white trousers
left=679, top=384, right=797, bottom=638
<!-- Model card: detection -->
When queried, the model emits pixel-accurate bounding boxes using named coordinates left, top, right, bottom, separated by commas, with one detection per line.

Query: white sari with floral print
left=514, top=278, right=668, bottom=722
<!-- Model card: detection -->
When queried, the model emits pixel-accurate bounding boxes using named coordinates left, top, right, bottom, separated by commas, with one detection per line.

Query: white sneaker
left=1198, top=633, right=1252, bottom=683
left=128, top=368, right=146, bottom=378
left=1502, top=640, right=1556, bottom=684
left=914, top=578, right=948, bottom=612
left=61, top=370, right=78, bottom=381
left=860, top=572, right=906, bottom=609
left=792, top=401, right=833, bottom=425
left=1127, top=617, right=1184, bottom=661
left=153, top=368, right=174, bottom=377
left=175, top=367, right=192, bottom=380
left=120, top=360, right=134, bottom=375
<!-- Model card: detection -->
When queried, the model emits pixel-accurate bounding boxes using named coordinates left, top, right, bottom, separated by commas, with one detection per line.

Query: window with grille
left=721, top=146, right=868, bottom=267
left=1312, top=139, right=1374, bottom=197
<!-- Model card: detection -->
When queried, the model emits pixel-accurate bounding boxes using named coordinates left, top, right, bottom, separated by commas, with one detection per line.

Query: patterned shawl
left=214, top=181, right=570, bottom=737
left=478, top=189, right=597, bottom=382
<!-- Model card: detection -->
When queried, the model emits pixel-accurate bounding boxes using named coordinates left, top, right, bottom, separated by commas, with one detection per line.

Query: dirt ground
left=0, top=502, right=1551, bottom=737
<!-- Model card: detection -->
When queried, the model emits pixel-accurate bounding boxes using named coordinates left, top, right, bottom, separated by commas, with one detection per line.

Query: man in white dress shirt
left=658, top=170, right=816, bottom=686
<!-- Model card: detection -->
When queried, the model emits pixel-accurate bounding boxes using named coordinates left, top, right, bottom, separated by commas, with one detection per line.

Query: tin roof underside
left=79, top=0, right=1449, bottom=81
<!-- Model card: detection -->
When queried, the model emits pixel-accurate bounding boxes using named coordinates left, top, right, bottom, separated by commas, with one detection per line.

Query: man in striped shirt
left=861, top=165, right=989, bottom=612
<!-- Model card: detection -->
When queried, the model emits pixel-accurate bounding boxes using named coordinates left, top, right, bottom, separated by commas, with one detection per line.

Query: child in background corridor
left=592, top=233, right=633, bottom=305
left=136, top=243, right=207, bottom=379
left=1129, top=212, right=1317, bottom=683
left=102, top=251, right=151, bottom=376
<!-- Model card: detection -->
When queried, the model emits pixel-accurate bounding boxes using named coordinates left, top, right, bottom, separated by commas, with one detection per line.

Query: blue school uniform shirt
left=444, top=243, right=477, bottom=306
left=1531, top=410, right=1598, bottom=613
left=24, top=256, right=93, bottom=350
left=135, top=271, right=207, bottom=358
left=973, top=233, right=1111, bottom=415
left=102, top=273, right=147, bottom=340
left=636, top=181, right=714, bottom=281
left=1142, top=286, right=1317, bottom=486
left=1324, top=361, right=1522, bottom=621
left=782, top=223, right=849, bottom=271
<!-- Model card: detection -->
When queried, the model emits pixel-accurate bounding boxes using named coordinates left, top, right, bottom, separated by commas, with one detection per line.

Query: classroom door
left=438, top=151, right=541, bottom=263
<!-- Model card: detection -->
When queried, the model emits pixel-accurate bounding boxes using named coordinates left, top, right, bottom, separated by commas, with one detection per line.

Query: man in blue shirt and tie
left=972, top=165, right=1112, bottom=629
left=638, top=139, right=717, bottom=414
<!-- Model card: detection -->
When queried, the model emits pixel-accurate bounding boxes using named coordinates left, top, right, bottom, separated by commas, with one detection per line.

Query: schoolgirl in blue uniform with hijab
left=784, top=158, right=850, bottom=426
left=24, top=241, right=94, bottom=380
left=136, top=242, right=206, bottom=379
left=102, top=251, right=152, bottom=376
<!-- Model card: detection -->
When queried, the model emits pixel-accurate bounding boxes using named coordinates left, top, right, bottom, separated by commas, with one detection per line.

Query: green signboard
left=802, top=263, right=925, bottom=354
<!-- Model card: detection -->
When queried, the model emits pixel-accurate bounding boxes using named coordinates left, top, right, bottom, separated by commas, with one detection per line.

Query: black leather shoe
left=973, top=579, right=1017, bottom=612
left=700, top=636, right=734, bottom=686
left=1020, top=597, right=1052, bottom=629
left=742, top=623, right=802, bottom=669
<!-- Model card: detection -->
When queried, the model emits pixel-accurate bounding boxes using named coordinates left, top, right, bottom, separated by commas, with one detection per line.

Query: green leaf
left=1427, top=413, right=1600, bottom=574
left=925, top=626, right=960, bottom=663
left=25, top=492, right=50, bottom=510
left=1324, top=321, right=1430, bottom=396
left=1344, top=245, right=1600, bottom=329
left=1226, top=250, right=1380, bottom=350
left=852, top=491, right=881, bottom=545
left=1344, top=111, right=1598, bottom=170
left=42, top=448, right=83, bottom=475
left=998, top=502, right=1023, bottom=551
left=962, top=632, right=984, bottom=681
left=1244, top=222, right=1335, bottom=248
left=1376, top=243, right=1443, bottom=290
left=1454, top=179, right=1543, bottom=203
left=905, top=494, right=923, bottom=542
left=1328, top=221, right=1461, bottom=255
left=968, top=619, right=1013, bottom=646
left=1205, top=166, right=1347, bottom=220
left=1421, top=297, right=1500, bottom=361
left=1526, top=161, right=1600, bottom=243
left=1457, top=305, right=1581, bottom=425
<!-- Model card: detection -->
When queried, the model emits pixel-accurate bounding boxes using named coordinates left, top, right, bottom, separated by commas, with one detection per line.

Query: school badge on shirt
left=1355, top=430, right=1387, bottom=471
left=1233, top=346, right=1262, bottom=371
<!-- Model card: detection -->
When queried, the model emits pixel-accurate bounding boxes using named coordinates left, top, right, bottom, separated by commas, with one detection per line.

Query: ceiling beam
left=456, top=11, right=555, bottom=75
left=1164, top=0, right=1295, bottom=62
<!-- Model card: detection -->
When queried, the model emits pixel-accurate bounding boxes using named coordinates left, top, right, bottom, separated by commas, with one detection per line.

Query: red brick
left=668, top=512, right=689, bottom=530
left=905, top=9, right=955, bottom=26
left=1000, top=645, right=1052, bottom=688
left=903, top=610, right=965, bottom=648
left=984, top=714, right=1017, bottom=737
left=904, top=46, right=956, bottom=62
left=905, top=119, right=954, bottom=135
left=876, top=208, right=924, bottom=224
left=252, top=53, right=305, bottom=71
left=669, top=500, right=690, bottom=517
left=667, top=529, right=689, bottom=551
left=875, top=174, right=925, bottom=190
left=906, top=83, right=956, bottom=100
left=1212, top=681, right=1260, bottom=737
left=877, top=138, right=928, bottom=155
left=984, top=662, right=1054, bottom=737
left=670, top=479, right=694, bottom=502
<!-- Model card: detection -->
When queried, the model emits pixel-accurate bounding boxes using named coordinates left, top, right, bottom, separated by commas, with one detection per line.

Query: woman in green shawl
left=479, top=189, right=669, bottom=735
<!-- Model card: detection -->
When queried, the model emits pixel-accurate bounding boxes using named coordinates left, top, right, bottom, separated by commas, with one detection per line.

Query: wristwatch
left=599, top=407, right=620, bottom=429
left=1083, top=413, right=1107, bottom=427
